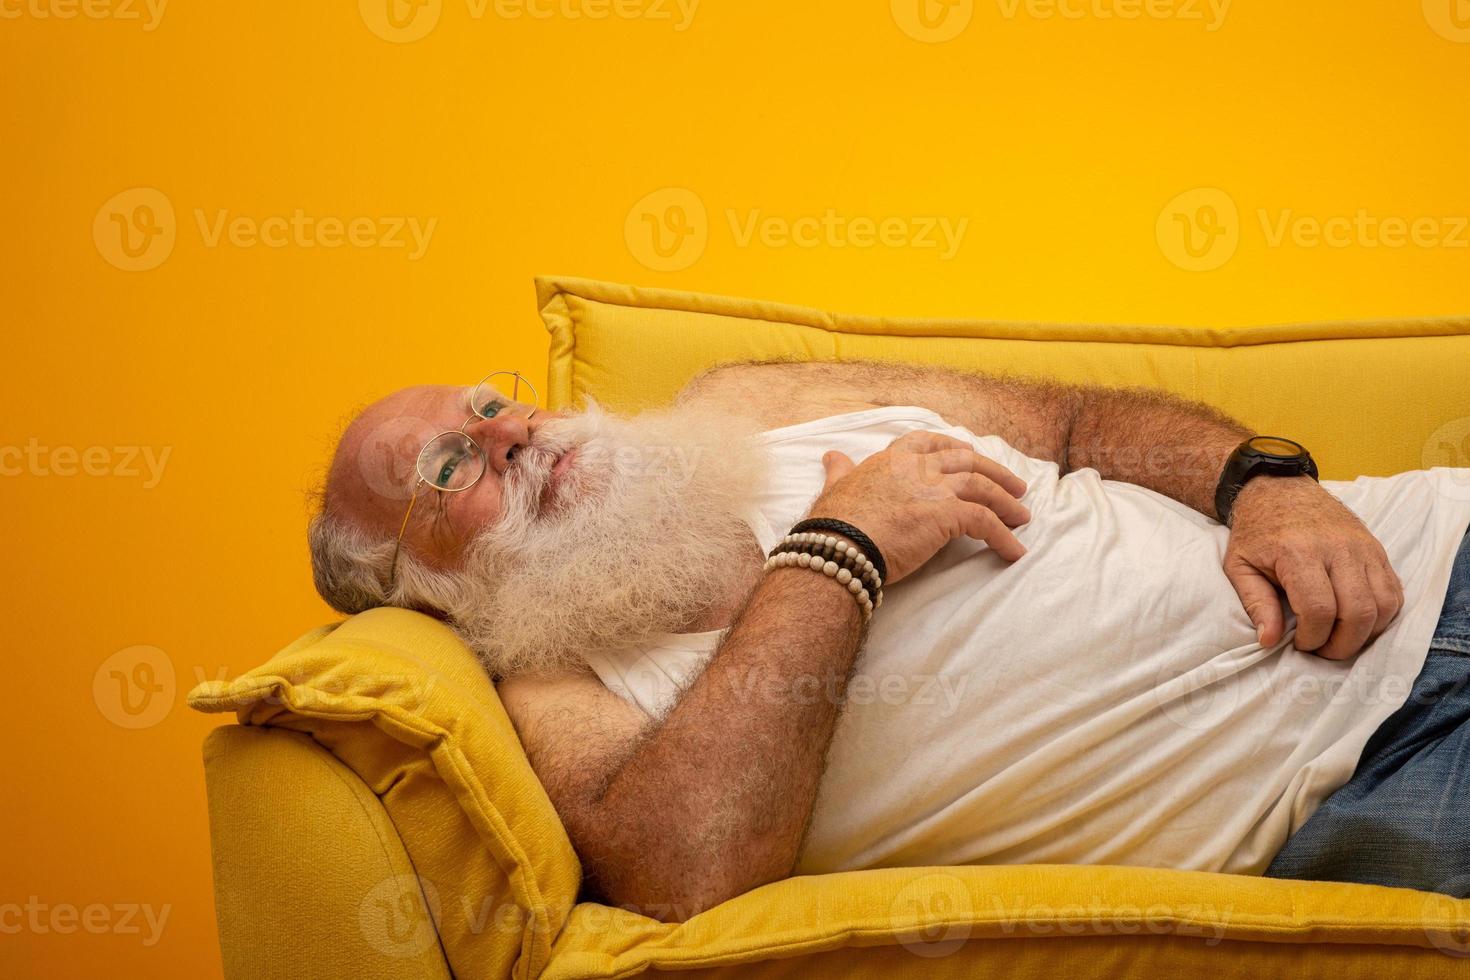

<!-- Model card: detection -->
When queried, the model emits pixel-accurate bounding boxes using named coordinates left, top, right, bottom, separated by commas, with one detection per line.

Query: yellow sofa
left=191, top=277, right=1470, bottom=979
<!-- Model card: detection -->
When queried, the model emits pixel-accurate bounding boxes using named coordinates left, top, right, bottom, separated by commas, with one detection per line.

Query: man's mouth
left=538, top=448, right=578, bottom=513
left=551, top=448, right=578, bottom=482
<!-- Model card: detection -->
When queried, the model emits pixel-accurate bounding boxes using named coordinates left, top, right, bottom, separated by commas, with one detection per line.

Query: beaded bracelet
left=768, top=532, right=884, bottom=598
left=764, top=549, right=876, bottom=622
left=764, top=531, right=885, bottom=622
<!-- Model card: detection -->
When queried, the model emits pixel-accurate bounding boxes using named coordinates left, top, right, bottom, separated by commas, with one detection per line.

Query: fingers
left=928, top=448, right=1028, bottom=499
left=1278, top=559, right=1337, bottom=653
left=946, top=471, right=1032, bottom=527
left=1365, top=559, right=1406, bottom=637
left=959, top=503, right=1027, bottom=562
left=1313, top=561, right=1378, bottom=661
left=820, top=450, right=855, bottom=491
left=1223, top=554, right=1286, bottom=646
left=894, top=431, right=1030, bottom=496
left=894, top=429, right=974, bottom=454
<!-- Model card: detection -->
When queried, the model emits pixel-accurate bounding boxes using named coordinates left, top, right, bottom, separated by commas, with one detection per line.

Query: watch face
left=1247, top=436, right=1304, bottom=458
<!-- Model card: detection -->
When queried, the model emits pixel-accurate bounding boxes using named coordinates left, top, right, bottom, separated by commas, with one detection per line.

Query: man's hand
left=1223, top=475, right=1405, bottom=660
left=815, top=430, right=1032, bottom=582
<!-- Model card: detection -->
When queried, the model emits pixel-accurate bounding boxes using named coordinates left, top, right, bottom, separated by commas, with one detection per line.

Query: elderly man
left=310, top=360, right=1470, bottom=919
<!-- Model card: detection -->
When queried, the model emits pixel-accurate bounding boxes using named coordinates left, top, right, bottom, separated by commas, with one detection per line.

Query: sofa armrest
left=202, top=725, right=452, bottom=980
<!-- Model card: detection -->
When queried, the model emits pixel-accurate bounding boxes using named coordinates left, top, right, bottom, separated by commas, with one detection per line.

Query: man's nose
left=462, top=414, right=532, bottom=476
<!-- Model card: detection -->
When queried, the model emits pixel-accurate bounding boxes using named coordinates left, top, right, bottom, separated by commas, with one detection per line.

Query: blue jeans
left=1263, top=524, right=1470, bottom=896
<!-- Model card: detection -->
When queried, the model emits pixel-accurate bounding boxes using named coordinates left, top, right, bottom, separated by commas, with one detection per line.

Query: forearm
left=587, top=565, right=865, bottom=918
left=1065, top=385, right=1253, bottom=520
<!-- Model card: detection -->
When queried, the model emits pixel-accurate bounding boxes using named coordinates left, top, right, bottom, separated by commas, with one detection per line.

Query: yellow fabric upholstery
left=201, top=725, right=452, bottom=980
left=194, top=277, right=1470, bottom=978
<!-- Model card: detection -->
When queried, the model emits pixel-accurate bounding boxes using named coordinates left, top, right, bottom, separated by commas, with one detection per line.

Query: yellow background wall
left=3, top=1, right=1467, bottom=975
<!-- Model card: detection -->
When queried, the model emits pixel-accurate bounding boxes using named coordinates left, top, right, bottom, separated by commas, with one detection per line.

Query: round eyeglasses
left=388, top=371, right=540, bottom=586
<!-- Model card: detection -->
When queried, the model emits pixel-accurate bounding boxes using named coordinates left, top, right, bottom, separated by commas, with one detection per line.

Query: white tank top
left=584, top=406, right=1470, bottom=876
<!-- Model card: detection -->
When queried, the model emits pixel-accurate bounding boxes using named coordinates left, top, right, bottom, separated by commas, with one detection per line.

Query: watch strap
left=1214, top=438, right=1318, bottom=526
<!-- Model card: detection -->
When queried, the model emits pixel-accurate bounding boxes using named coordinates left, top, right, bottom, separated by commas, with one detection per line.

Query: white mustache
left=501, top=428, right=585, bottom=524
left=501, top=449, right=550, bottom=516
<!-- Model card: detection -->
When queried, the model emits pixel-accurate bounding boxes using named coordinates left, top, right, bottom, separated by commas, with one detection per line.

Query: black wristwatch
left=1214, top=436, right=1319, bottom=526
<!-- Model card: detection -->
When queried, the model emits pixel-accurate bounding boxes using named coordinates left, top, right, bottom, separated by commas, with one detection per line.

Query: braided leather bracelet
left=789, top=518, right=888, bottom=584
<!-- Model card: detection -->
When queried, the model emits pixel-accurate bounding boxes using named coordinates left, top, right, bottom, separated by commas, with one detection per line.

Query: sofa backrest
left=538, top=276, right=1470, bottom=479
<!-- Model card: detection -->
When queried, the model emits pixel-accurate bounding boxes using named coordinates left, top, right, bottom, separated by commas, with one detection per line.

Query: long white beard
left=442, top=397, right=770, bottom=678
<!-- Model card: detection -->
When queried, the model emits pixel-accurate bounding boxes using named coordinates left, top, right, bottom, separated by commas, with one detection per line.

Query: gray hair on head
left=306, top=507, right=467, bottom=618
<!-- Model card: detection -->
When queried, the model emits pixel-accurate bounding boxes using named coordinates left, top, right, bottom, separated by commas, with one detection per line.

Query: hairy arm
left=1062, top=384, right=1254, bottom=518
left=499, top=566, right=865, bottom=921
left=686, top=358, right=1249, bottom=518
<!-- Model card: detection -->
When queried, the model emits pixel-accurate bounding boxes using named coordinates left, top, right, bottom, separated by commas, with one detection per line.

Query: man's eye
left=434, top=453, right=464, bottom=488
left=479, top=398, right=506, bottom=419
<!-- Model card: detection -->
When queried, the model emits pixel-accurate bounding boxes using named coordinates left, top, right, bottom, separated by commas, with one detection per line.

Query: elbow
left=572, top=799, right=797, bottom=922
left=632, top=889, right=728, bottom=924
left=588, top=855, right=777, bottom=923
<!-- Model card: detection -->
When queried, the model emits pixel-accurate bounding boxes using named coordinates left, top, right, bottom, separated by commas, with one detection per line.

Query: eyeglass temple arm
left=389, top=481, right=425, bottom=583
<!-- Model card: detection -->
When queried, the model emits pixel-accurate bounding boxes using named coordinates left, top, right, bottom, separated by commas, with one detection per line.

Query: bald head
left=327, top=384, right=452, bottom=538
